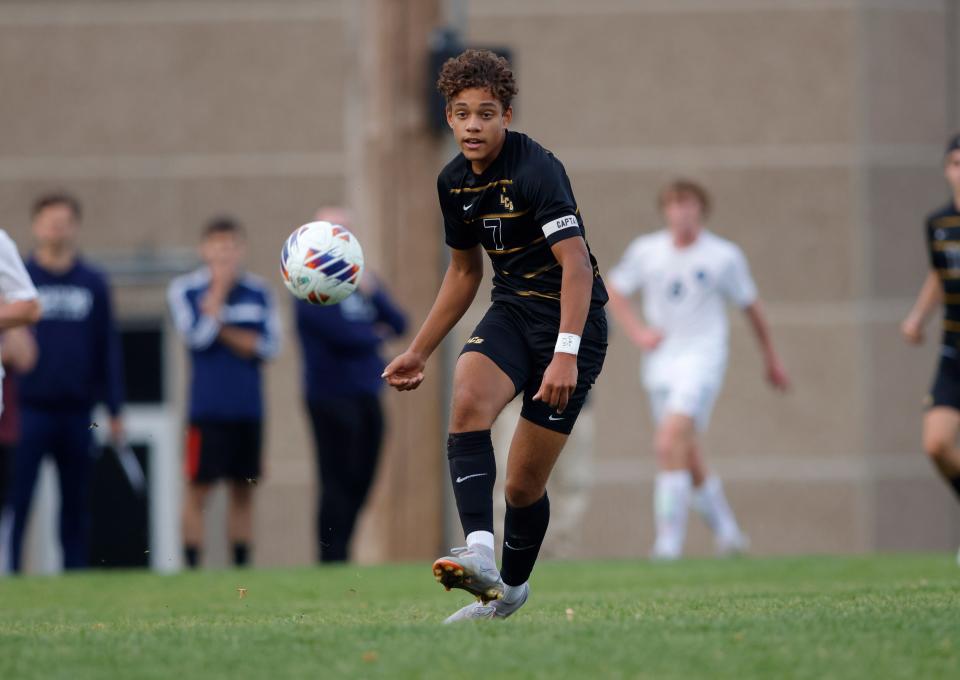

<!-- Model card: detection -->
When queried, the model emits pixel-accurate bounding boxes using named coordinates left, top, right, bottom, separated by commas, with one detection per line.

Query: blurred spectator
left=296, top=207, right=407, bottom=562
left=168, top=216, right=280, bottom=569
left=6, top=193, right=123, bottom=572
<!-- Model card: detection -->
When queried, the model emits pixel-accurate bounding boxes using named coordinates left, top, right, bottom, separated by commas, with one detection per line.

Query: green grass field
left=1, top=555, right=957, bottom=679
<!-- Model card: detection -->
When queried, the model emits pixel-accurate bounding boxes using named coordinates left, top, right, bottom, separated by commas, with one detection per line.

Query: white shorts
left=647, top=381, right=720, bottom=432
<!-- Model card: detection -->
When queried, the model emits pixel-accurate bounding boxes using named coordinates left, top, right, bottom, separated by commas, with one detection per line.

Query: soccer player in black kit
left=902, top=132, right=960, bottom=566
left=382, top=49, right=608, bottom=621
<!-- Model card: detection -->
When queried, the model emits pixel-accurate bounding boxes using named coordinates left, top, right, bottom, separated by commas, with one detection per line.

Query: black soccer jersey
left=926, top=202, right=960, bottom=345
left=438, top=130, right=607, bottom=317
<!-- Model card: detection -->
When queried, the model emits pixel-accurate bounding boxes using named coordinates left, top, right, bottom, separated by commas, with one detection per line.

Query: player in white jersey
left=607, top=180, right=789, bottom=560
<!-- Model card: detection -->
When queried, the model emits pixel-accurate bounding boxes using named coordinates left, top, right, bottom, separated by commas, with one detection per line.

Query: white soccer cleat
left=650, top=538, right=683, bottom=562
left=443, top=582, right=529, bottom=624
left=443, top=601, right=497, bottom=623
left=431, top=545, right=503, bottom=603
left=716, top=532, right=750, bottom=557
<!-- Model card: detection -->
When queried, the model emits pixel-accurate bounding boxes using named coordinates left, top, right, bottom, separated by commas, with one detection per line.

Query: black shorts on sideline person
left=185, top=420, right=262, bottom=484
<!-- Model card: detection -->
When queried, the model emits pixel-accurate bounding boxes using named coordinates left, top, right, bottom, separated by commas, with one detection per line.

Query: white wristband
left=555, top=333, right=581, bottom=356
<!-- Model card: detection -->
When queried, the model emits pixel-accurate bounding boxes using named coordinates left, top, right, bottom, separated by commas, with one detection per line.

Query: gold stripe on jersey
left=521, top=262, right=561, bottom=279
left=944, top=294, right=960, bottom=304
left=516, top=289, right=561, bottom=301
left=449, top=179, right=514, bottom=194
left=937, top=268, right=960, bottom=279
left=943, top=320, right=960, bottom=333
left=464, top=209, right=530, bottom=225
left=932, top=216, right=960, bottom=228
left=485, top=235, right=546, bottom=255
left=931, top=241, right=960, bottom=251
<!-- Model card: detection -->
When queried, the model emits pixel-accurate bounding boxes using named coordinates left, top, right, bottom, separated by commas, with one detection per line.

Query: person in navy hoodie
left=168, top=216, right=280, bottom=569
left=6, top=192, right=124, bottom=572
left=296, top=207, right=407, bottom=562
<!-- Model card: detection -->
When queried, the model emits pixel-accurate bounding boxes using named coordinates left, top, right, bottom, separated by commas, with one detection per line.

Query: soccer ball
left=280, top=221, right=364, bottom=305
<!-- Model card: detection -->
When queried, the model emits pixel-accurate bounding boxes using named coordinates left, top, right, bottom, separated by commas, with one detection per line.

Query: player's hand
left=533, top=353, right=578, bottom=413
left=900, top=316, right=924, bottom=345
left=382, top=350, right=426, bottom=391
left=766, top=357, right=791, bottom=392
left=201, top=264, right=233, bottom=317
left=630, top=327, right=664, bottom=352
left=110, top=416, right=126, bottom=446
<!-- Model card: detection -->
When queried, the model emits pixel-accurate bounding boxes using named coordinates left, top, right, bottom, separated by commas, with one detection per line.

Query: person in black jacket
left=296, top=207, right=407, bottom=562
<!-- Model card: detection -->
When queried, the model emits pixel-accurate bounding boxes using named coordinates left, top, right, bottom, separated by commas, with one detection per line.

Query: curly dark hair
left=437, top=49, right=518, bottom=110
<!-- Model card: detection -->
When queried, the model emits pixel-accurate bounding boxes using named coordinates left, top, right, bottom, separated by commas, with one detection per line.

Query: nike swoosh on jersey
left=463, top=202, right=475, bottom=211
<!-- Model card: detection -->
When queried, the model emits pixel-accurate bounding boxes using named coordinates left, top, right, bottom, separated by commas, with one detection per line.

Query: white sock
left=653, top=471, right=692, bottom=558
left=692, top=476, right=741, bottom=542
left=502, top=582, right=526, bottom=604
left=466, top=530, right=495, bottom=553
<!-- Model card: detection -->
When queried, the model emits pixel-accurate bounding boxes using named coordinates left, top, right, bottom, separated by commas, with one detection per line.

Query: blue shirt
left=168, top=268, right=281, bottom=422
left=21, top=256, right=124, bottom=415
left=295, top=286, right=406, bottom=402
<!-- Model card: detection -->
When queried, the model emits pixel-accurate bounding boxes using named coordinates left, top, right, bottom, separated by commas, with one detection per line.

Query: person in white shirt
left=0, top=230, right=41, bottom=393
left=606, top=179, right=789, bottom=560
left=0, top=228, right=41, bottom=573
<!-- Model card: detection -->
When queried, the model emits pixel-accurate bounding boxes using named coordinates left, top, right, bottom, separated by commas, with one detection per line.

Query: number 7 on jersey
left=483, top=218, right=504, bottom=251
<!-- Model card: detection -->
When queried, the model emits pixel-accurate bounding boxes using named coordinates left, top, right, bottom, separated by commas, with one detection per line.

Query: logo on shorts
left=466, top=336, right=484, bottom=345
left=548, top=415, right=565, bottom=422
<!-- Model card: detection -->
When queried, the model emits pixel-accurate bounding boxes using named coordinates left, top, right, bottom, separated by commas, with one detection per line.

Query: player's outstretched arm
left=606, top=287, right=663, bottom=351
left=901, top=270, right=942, bottom=345
left=743, top=301, right=790, bottom=391
left=382, top=245, right=483, bottom=391
left=0, top=298, right=41, bottom=330
left=532, top=237, right=594, bottom=413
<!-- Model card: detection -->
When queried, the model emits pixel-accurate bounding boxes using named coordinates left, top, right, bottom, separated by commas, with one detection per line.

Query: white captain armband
left=554, top=333, right=581, bottom=356
left=541, top=215, right=580, bottom=239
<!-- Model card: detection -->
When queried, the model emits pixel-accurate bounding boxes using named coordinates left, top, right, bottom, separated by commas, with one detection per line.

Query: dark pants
left=0, top=443, right=11, bottom=512
left=307, top=394, right=384, bottom=562
left=6, top=407, right=93, bottom=572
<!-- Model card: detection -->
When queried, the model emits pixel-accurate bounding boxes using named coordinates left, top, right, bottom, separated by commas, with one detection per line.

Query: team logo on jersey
left=466, top=336, right=484, bottom=345
left=38, top=285, right=94, bottom=321
left=668, top=280, right=685, bottom=300
left=499, top=189, right=514, bottom=212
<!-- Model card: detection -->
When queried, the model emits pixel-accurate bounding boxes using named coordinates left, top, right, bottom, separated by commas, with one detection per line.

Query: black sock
left=500, top=492, right=550, bottom=587
left=184, top=545, right=200, bottom=568
left=949, top=475, right=960, bottom=502
left=233, top=543, right=250, bottom=567
left=447, top=430, right=496, bottom=537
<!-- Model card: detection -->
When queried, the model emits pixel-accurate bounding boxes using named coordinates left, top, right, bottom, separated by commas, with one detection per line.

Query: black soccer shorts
left=185, top=420, right=263, bottom=484
left=460, top=301, right=607, bottom=434
left=929, top=348, right=960, bottom=411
